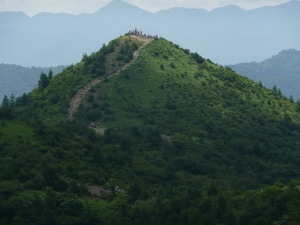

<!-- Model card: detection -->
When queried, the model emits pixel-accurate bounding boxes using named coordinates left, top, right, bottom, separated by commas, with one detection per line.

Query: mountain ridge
left=1, top=0, right=299, bottom=66
left=67, top=35, right=153, bottom=120
left=229, top=48, right=300, bottom=99
left=2, top=34, right=300, bottom=224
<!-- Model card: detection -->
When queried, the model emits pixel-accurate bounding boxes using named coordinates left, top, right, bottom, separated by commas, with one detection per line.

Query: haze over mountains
left=1, top=0, right=299, bottom=67
left=0, top=64, right=66, bottom=99
left=229, top=49, right=300, bottom=100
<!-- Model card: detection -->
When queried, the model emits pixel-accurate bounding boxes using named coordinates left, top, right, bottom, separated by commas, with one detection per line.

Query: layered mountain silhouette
left=1, top=0, right=299, bottom=66
left=0, top=64, right=66, bottom=99
left=230, top=49, right=300, bottom=100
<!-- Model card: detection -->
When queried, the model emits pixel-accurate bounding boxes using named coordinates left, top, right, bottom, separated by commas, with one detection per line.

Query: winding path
left=67, top=35, right=152, bottom=120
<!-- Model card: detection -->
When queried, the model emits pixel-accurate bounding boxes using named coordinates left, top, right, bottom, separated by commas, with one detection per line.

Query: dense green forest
left=1, top=35, right=300, bottom=224
left=229, top=49, right=300, bottom=100
left=0, top=64, right=66, bottom=100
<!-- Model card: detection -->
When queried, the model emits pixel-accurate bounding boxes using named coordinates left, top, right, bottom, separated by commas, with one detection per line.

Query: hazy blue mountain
left=229, top=49, right=300, bottom=99
left=0, top=64, right=66, bottom=99
left=0, top=0, right=299, bottom=66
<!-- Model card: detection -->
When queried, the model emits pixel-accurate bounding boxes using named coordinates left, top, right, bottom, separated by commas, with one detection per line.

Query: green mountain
left=0, top=64, right=66, bottom=100
left=229, top=49, right=300, bottom=100
left=1, top=35, right=300, bottom=224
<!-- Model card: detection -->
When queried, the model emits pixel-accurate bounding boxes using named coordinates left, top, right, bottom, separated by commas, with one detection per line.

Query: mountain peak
left=105, top=0, right=130, bottom=7
left=94, top=0, right=151, bottom=15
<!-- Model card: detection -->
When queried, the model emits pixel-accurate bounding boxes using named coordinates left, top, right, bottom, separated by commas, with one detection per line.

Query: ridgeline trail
left=66, top=35, right=152, bottom=121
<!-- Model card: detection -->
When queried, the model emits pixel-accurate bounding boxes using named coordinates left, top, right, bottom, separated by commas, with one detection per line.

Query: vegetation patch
left=1, top=35, right=300, bottom=224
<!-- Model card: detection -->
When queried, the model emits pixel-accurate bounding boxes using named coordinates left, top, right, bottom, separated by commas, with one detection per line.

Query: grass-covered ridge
left=77, top=38, right=300, bottom=135
left=27, top=35, right=143, bottom=124
left=77, top=38, right=300, bottom=130
left=70, top=37, right=300, bottom=188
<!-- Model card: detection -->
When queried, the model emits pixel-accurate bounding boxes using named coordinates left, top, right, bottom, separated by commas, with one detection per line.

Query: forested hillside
left=1, top=35, right=300, bottom=224
left=229, top=49, right=300, bottom=100
left=0, top=64, right=66, bottom=99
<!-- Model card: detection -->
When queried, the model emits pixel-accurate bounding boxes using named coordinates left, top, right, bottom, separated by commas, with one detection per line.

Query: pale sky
left=0, top=0, right=291, bottom=16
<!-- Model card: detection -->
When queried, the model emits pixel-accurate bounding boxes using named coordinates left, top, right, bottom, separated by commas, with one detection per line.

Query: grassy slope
left=9, top=36, right=300, bottom=189
left=71, top=38, right=300, bottom=187
left=86, top=39, right=300, bottom=129
left=27, top=35, right=143, bottom=124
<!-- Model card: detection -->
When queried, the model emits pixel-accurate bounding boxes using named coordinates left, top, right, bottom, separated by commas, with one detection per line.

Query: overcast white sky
left=0, top=0, right=291, bottom=16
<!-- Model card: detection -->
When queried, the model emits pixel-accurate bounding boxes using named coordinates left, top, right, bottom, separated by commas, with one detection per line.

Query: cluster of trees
left=1, top=178, right=300, bottom=224
left=0, top=93, right=30, bottom=119
left=0, top=188, right=100, bottom=225
left=116, top=39, right=138, bottom=63
left=38, top=70, right=53, bottom=89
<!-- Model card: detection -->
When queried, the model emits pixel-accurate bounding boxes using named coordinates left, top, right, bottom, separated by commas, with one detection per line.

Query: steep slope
left=67, top=35, right=152, bottom=120
left=229, top=49, right=300, bottom=99
left=2, top=34, right=300, bottom=224
left=76, top=39, right=300, bottom=127
left=26, top=35, right=150, bottom=124
left=13, top=34, right=300, bottom=188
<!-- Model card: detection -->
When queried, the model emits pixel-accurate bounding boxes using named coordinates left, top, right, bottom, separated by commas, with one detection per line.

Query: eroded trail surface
left=67, top=35, right=152, bottom=120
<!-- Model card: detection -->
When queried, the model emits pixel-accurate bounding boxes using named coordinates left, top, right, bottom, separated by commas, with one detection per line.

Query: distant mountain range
left=229, top=49, right=300, bottom=100
left=0, top=64, right=66, bottom=99
left=1, top=0, right=299, bottom=66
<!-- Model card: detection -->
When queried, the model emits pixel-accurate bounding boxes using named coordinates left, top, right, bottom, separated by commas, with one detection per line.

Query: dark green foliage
left=0, top=95, right=13, bottom=119
left=297, top=100, right=300, bottom=112
left=1, top=95, right=10, bottom=107
left=82, top=51, right=106, bottom=76
left=48, top=69, right=53, bottom=80
left=16, top=93, right=30, bottom=107
left=2, top=36, right=300, bottom=224
left=38, top=70, right=54, bottom=89
left=190, top=52, right=205, bottom=64
left=116, top=39, right=138, bottom=63
left=87, top=94, right=94, bottom=103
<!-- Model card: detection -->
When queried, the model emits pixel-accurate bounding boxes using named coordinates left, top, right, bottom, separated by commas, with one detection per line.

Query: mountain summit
left=25, top=33, right=300, bottom=188
left=2, top=34, right=300, bottom=224
left=95, top=0, right=151, bottom=14
left=1, top=0, right=299, bottom=66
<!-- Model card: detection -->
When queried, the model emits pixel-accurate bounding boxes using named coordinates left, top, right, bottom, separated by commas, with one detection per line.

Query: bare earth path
left=67, top=35, right=152, bottom=120
left=85, top=185, right=111, bottom=196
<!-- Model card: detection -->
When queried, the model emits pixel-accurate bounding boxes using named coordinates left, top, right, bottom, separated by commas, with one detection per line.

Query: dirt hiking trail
left=67, top=35, right=152, bottom=120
